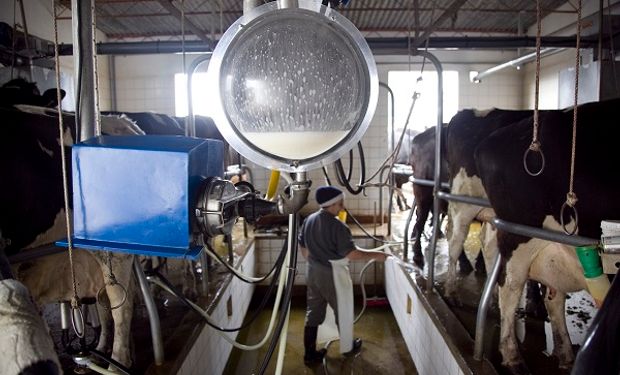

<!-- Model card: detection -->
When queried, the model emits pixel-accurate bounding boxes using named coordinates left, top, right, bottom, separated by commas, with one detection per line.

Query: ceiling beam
left=413, top=0, right=469, bottom=49
left=155, top=0, right=215, bottom=48
left=56, top=6, right=577, bottom=20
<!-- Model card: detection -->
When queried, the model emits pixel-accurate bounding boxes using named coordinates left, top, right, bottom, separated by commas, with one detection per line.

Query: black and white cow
left=404, top=126, right=448, bottom=265
left=393, top=129, right=420, bottom=210
left=444, top=108, right=533, bottom=299
left=0, top=78, right=65, bottom=108
left=1, top=93, right=142, bottom=368
left=474, top=98, right=620, bottom=373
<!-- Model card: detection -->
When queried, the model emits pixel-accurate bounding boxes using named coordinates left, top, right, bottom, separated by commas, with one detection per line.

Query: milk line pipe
left=402, top=197, right=416, bottom=261
left=410, top=176, right=451, bottom=190
left=492, top=218, right=597, bottom=246
left=185, top=53, right=212, bottom=137
left=436, top=190, right=492, bottom=208
left=378, top=164, right=392, bottom=234
left=257, top=213, right=298, bottom=375
left=133, top=257, right=164, bottom=366
left=380, top=81, right=395, bottom=235
left=414, top=50, right=443, bottom=293
left=474, top=252, right=502, bottom=360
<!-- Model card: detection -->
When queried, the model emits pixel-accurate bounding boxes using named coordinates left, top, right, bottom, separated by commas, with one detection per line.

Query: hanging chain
left=523, top=0, right=545, bottom=176
left=561, top=0, right=582, bottom=235
left=52, top=0, right=83, bottom=337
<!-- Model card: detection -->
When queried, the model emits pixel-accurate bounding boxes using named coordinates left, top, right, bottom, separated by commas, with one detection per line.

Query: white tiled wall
left=114, top=73, right=176, bottom=114
left=177, top=243, right=256, bottom=375
left=385, top=259, right=465, bottom=375
left=255, top=237, right=384, bottom=286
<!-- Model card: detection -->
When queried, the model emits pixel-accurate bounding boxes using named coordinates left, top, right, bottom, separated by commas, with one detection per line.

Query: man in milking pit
left=298, top=185, right=391, bottom=365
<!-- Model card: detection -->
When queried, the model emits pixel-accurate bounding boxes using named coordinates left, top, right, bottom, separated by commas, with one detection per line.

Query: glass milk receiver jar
left=208, top=0, right=378, bottom=172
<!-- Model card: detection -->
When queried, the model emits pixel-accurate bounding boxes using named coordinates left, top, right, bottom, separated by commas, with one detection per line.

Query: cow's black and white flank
left=475, top=98, right=620, bottom=373
left=0, top=102, right=140, bottom=368
left=444, top=109, right=533, bottom=299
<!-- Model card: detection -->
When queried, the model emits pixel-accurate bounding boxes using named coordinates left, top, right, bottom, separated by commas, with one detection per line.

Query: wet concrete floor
left=224, top=295, right=417, bottom=375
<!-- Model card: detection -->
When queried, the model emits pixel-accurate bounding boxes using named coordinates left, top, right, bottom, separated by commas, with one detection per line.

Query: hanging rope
left=90, top=0, right=127, bottom=309
left=52, top=0, right=83, bottom=338
left=523, top=0, right=545, bottom=176
left=560, top=0, right=582, bottom=235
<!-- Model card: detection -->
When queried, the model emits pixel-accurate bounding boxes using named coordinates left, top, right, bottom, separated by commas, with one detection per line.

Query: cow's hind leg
left=95, top=295, right=113, bottom=354
left=529, top=242, right=587, bottom=370
left=97, top=253, right=135, bottom=369
left=411, top=185, right=431, bottom=266
left=498, top=242, right=533, bottom=374
left=445, top=202, right=479, bottom=301
left=544, top=289, right=573, bottom=369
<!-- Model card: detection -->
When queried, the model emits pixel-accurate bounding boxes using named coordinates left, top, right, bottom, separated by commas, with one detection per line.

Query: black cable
left=89, top=349, right=135, bottom=375
left=150, top=246, right=284, bottom=333
left=145, top=238, right=288, bottom=334
left=204, top=241, right=281, bottom=284
left=257, top=215, right=299, bottom=375
left=345, top=148, right=354, bottom=181
left=322, top=165, right=333, bottom=186
left=334, top=141, right=366, bottom=195
left=344, top=208, right=395, bottom=244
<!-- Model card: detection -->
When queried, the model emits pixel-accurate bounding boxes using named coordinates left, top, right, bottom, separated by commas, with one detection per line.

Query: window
left=387, top=70, right=459, bottom=135
left=174, top=72, right=216, bottom=117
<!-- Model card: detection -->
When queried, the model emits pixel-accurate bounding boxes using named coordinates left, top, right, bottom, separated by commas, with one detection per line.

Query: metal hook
left=560, top=201, right=579, bottom=235
left=96, top=279, right=128, bottom=310
left=523, top=143, right=545, bottom=177
left=71, top=304, right=85, bottom=338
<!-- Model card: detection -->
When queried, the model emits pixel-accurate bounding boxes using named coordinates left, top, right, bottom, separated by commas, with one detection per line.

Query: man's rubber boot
left=304, top=326, right=327, bottom=365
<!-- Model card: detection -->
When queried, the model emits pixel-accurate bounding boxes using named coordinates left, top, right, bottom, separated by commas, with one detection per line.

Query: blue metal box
left=65, top=135, right=223, bottom=259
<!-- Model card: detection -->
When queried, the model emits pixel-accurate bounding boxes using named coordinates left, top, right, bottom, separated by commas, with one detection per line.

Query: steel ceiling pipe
left=72, top=0, right=97, bottom=140
left=52, top=36, right=597, bottom=56
left=472, top=47, right=565, bottom=83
